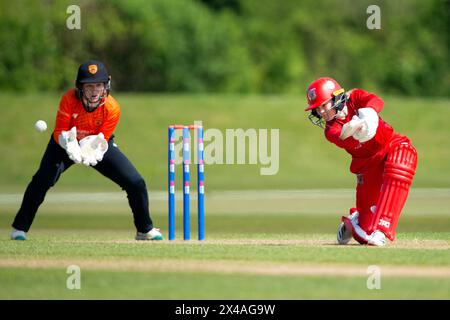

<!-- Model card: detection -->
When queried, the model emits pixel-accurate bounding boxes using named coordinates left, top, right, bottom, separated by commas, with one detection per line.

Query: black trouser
left=12, top=136, right=153, bottom=233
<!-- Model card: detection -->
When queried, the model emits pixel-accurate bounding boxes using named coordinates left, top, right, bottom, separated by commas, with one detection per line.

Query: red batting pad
left=370, top=143, right=418, bottom=240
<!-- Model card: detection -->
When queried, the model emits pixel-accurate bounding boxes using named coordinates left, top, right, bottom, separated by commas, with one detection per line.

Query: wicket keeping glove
left=352, top=107, right=379, bottom=143
left=58, top=127, right=83, bottom=164
left=79, top=133, right=108, bottom=166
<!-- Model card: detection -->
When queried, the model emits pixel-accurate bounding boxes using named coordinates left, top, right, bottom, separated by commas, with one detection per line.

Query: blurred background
left=1, top=0, right=449, bottom=95
left=0, top=0, right=449, bottom=192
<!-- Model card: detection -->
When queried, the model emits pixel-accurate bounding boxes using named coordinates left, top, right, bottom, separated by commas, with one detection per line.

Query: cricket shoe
left=11, top=228, right=27, bottom=240
left=135, top=228, right=163, bottom=241
left=337, top=209, right=359, bottom=245
left=367, top=230, right=387, bottom=247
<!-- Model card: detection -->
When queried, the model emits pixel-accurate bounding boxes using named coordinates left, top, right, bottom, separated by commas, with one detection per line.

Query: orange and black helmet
left=76, top=60, right=110, bottom=87
left=75, top=60, right=111, bottom=112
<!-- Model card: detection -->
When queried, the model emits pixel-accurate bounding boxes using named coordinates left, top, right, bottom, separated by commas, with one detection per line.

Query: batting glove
left=352, top=107, right=379, bottom=143
left=340, top=115, right=365, bottom=140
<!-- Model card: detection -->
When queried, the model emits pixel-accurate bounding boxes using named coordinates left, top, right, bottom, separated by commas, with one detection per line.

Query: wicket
left=168, top=124, right=205, bottom=240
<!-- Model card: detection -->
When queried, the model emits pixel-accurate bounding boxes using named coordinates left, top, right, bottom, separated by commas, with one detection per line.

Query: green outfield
left=1, top=93, right=450, bottom=191
left=1, top=190, right=449, bottom=299
left=0, top=94, right=449, bottom=299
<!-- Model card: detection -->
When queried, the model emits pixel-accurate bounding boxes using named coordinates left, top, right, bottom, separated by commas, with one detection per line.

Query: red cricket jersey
left=324, top=89, right=408, bottom=173
left=52, top=89, right=121, bottom=143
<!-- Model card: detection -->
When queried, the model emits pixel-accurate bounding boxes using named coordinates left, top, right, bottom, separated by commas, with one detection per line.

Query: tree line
left=0, top=0, right=448, bottom=96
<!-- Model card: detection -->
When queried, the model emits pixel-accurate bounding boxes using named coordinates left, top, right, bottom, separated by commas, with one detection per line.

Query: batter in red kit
left=305, top=77, right=418, bottom=246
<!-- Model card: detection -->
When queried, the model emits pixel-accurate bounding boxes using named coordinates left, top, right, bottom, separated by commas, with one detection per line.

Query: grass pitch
left=1, top=190, right=449, bottom=299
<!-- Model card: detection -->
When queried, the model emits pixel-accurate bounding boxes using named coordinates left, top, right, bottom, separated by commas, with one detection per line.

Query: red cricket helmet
left=305, top=77, right=344, bottom=111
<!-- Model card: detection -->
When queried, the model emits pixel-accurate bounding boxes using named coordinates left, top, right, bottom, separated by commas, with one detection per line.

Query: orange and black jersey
left=53, top=89, right=120, bottom=143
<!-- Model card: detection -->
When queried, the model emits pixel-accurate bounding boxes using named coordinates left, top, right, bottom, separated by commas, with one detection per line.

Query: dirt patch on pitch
left=1, top=257, right=449, bottom=278
left=201, top=239, right=450, bottom=249
left=68, top=238, right=449, bottom=250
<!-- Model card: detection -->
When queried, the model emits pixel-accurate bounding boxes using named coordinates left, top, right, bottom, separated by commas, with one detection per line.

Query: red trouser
left=355, top=139, right=417, bottom=241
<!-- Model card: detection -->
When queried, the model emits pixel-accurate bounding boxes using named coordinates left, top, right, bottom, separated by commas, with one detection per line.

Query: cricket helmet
left=75, top=60, right=111, bottom=112
left=76, top=60, right=110, bottom=87
left=305, top=77, right=344, bottom=111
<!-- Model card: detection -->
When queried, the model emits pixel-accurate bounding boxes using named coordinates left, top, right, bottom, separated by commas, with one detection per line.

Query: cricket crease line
left=44, top=238, right=450, bottom=250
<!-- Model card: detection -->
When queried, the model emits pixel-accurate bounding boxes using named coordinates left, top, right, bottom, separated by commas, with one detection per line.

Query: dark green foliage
left=0, top=0, right=448, bottom=95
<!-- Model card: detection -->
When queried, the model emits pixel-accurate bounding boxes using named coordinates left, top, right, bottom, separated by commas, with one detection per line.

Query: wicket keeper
left=305, top=77, right=417, bottom=246
left=10, top=60, right=163, bottom=241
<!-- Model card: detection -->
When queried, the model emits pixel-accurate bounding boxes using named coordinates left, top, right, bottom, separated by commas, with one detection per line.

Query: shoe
left=337, top=211, right=358, bottom=245
left=11, top=228, right=27, bottom=240
left=135, top=228, right=163, bottom=241
left=368, top=230, right=387, bottom=246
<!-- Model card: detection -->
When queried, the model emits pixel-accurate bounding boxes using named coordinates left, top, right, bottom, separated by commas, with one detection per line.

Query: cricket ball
left=35, top=120, right=48, bottom=132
